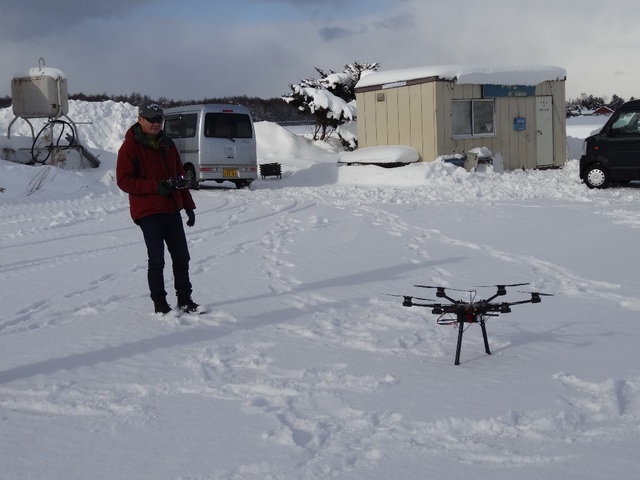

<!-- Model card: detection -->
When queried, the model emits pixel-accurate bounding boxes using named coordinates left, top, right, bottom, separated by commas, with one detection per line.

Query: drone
left=393, top=283, right=550, bottom=365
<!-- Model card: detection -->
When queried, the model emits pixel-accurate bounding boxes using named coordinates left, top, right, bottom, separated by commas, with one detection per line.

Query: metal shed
left=354, top=64, right=567, bottom=170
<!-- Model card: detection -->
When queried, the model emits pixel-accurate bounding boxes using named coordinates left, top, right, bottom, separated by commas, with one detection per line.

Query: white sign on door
left=535, top=96, right=553, bottom=167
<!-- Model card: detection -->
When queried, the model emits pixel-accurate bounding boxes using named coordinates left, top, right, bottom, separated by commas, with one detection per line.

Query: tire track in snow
left=0, top=198, right=129, bottom=245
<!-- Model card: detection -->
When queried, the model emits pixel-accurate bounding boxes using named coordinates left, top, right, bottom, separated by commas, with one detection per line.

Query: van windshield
left=205, top=113, right=253, bottom=139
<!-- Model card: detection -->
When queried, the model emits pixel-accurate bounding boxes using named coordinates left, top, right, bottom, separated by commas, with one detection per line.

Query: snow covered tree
left=608, top=94, right=625, bottom=110
left=283, top=62, right=379, bottom=146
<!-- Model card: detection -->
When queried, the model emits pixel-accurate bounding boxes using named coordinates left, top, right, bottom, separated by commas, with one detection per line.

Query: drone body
left=398, top=284, right=548, bottom=365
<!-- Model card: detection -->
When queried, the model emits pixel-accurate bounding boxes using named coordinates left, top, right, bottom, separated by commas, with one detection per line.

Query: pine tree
left=283, top=61, right=380, bottom=143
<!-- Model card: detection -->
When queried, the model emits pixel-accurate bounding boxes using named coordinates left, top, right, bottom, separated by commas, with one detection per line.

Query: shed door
left=535, top=96, right=553, bottom=167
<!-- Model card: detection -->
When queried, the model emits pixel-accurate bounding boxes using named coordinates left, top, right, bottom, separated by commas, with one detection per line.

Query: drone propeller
left=517, top=291, right=553, bottom=303
left=414, top=285, right=471, bottom=292
left=386, top=294, right=437, bottom=307
left=386, top=294, right=434, bottom=302
left=414, top=285, right=474, bottom=293
left=473, top=283, right=530, bottom=300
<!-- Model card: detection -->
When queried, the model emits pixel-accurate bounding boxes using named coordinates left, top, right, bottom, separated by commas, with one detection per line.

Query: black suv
left=580, top=99, right=640, bottom=188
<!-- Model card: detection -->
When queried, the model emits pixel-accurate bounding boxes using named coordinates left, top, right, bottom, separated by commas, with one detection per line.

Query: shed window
left=452, top=99, right=495, bottom=137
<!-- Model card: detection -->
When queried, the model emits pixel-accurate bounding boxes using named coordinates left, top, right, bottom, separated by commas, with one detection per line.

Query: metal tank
left=11, top=59, right=69, bottom=119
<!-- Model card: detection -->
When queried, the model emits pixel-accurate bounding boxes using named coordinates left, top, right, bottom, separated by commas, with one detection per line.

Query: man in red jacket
left=116, top=102, right=202, bottom=315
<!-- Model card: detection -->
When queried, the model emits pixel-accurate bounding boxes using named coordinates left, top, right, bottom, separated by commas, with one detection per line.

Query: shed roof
left=355, top=64, right=566, bottom=91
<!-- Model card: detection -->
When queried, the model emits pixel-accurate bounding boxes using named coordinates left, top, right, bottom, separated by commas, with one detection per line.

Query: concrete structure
left=354, top=64, right=567, bottom=170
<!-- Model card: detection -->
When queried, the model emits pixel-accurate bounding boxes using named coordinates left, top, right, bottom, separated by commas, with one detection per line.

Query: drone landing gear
left=452, top=314, right=492, bottom=365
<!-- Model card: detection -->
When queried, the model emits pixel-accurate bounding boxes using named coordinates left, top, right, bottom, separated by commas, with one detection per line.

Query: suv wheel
left=583, top=164, right=610, bottom=189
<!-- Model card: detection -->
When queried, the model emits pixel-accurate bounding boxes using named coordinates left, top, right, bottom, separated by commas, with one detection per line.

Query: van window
left=204, top=113, right=253, bottom=139
left=611, top=111, right=640, bottom=136
left=164, top=114, right=198, bottom=139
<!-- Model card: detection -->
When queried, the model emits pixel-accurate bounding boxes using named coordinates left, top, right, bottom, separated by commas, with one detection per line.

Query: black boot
left=177, top=291, right=201, bottom=313
left=153, top=296, right=172, bottom=315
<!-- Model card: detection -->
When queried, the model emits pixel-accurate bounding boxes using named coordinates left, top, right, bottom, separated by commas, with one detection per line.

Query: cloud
left=319, top=26, right=355, bottom=41
left=1, top=0, right=639, bottom=103
left=253, top=0, right=357, bottom=5
left=319, top=25, right=368, bottom=41
left=0, top=0, right=158, bottom=39
left=373, top=14, right=416, bottom=31
left=318, top=12, right=413, bottom=42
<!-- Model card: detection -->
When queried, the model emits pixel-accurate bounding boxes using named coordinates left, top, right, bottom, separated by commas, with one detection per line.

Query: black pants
left=137, top=212, right=192, bottom=300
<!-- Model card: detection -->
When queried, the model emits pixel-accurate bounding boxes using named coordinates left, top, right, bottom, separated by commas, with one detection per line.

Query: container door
left=535, top=96, right=553, bottom=167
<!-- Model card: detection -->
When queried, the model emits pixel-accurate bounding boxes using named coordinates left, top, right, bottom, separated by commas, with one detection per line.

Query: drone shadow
left=490, top=320, right=617, bottom=355
left=209, top=256, right=467, bottom=309
left=0, top=257, right=467, bottom=384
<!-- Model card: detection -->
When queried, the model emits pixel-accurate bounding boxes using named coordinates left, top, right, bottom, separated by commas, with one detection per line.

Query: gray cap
left=138, top=102, right=164, bottom=118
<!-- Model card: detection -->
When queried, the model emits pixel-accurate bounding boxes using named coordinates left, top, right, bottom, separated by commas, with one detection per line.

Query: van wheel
left=583, top=164, right=610, bottom=189
left=234, top=180, right=251, bottom=189
left=184, top=165, right=199, bottom=189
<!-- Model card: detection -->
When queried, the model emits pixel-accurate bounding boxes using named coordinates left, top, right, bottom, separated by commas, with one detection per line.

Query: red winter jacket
left=116, top=123, right=196, bottom=222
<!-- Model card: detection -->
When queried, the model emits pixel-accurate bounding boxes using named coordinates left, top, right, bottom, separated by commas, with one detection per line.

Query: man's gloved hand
left=185, top=208, right=195, bottom=227
left=158, top=179, right=176, bottom=196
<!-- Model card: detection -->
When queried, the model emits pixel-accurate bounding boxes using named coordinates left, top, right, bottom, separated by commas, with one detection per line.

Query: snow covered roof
left=12, top=66, right=66, bottom=80
left=355, top=64, right=566, bottom=90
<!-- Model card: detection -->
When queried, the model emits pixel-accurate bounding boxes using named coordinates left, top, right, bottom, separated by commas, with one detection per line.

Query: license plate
left=223, top=168, right=238, bottom=178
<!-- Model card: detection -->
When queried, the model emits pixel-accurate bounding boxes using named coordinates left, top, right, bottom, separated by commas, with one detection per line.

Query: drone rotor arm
left=504, top=299, right=535, bottom=307
left=484, top=292, right=502, bottom=303
left=411, top=300, right=439, bottom=308
left=414, top=285, right=481, bottom=304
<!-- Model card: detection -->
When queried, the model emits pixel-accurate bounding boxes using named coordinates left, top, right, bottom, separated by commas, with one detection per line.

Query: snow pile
left=1, top=99, right=137, bottom=151
left=338, top=145, right=420, bottom=164
left=2, top=102, right=638, bottom=480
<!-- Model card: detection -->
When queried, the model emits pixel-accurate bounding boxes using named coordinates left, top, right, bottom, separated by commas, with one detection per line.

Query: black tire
left=234, top=180, right=251, bottom=189
left=184, top=164, right=199, bottom=189
left=583, top=164, right=610, bottom=189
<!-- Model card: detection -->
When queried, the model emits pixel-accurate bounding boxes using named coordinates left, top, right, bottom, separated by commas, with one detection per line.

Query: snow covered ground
left=1, top=102, right=639, bottom=479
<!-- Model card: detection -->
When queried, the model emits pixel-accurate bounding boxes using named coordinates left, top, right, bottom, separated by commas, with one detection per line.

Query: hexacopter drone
left=395, top=283, right=550, bottom=365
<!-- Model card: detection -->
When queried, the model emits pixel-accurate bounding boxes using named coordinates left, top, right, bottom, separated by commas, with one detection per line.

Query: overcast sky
left=1, top=0, right=638, bottom=102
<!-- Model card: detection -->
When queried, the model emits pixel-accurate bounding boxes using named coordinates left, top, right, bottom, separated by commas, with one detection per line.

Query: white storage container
left=11, top=67, right=69, bottom=118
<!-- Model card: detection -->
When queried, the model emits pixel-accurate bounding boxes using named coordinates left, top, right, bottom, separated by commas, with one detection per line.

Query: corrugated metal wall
left=356, top=79, right=566, bottom=170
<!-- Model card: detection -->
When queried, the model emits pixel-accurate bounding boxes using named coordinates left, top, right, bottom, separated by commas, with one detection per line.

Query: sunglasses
left=143, top=116, right=164, bottom=124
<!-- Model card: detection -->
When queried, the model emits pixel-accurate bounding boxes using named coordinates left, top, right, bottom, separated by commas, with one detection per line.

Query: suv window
left=204, top=113, right=253, bottom=139
left=164, top=113, right=198, bottom=139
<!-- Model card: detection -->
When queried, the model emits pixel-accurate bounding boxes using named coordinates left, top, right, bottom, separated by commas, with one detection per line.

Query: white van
left=163, top=104, right=258, bottom=188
